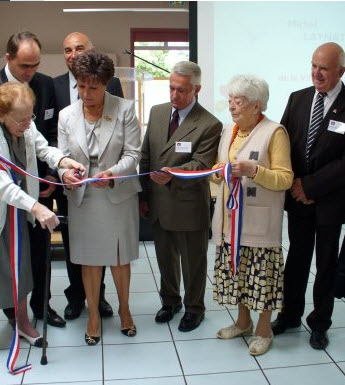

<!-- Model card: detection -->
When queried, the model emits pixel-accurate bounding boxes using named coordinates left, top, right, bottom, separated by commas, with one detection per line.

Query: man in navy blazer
left=272, top=42, right=345, bottom=350
left=0, top=31, right=66, bottom=328
left=54, top=32, right=124, bottom=320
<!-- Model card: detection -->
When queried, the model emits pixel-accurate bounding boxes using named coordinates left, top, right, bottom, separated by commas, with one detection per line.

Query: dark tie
left=306, top=92, right=327, bottom=160
left=168, top=109, right=179, bottom=140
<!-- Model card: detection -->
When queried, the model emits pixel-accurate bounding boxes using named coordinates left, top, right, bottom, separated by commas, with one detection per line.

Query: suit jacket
left=0, top=122, right=63, bottom=234
left=0, top=67, right=57, bottom=181
left=54, top=72, right=124, bottom=114
left=58, top=92, right=141, bottom=207
left=140, top=102, right=223, bottom=231
left=282, top=83, right=345, bottom=225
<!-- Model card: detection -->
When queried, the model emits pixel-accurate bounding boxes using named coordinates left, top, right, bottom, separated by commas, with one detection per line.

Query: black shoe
left=178, top=312, right=205, bottom=332
left=34, top=307, right=66, bottom=328
left=155, top=304, right=183, bottom=323
left=85, top=332, right=100, bottom=346
left=99, top=298, right=113, bottom=317
left=271, top=317, right=301, bottom=335
left=310, top=331, right=329, bottom=350
left=64, top=302, right=85, bottom=320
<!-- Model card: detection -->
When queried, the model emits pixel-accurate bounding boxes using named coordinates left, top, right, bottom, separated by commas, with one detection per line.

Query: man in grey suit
left=140, top=61, right=222, bottom=332
left=54, top=32, right=123, bottom=320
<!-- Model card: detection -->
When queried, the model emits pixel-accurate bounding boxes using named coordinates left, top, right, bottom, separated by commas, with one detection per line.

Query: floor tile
left=264, top=363, right=345, bottom=385
left=50, top=276, right=70, bottom=296
left=131, top=257, right=153, bottom=274
left=0, top=347, right=28, bottom=385
left=35, top=316, right=94, bottom=347
left=102, top=314, right=172, bottom=344
left=325, top=328, right=345, bottom=361
left=302, top=301, right=345, bottom=332
left=252, top=331, right=332, bottom=369
left=105, top=376, right=185, bottom=384
left=336, top=361, right=345, bottom=373
left=186, top=370, right=269, bottom=385
left=105, top=291, right=162, bottom=316
left=23, top=345, right=102, bottom=383
left=148, top=257, right=160, bottom=274
left=104, top=342, right=182, bottom=380
left=170, top=310, right=233, bottom=341
left=104, top=273, right=157, bottom=294
left=176, top=338, right=259, bottom=375
left=50, top=261, right=68, bottom=277
left=143, top=241, right=156, bottom=258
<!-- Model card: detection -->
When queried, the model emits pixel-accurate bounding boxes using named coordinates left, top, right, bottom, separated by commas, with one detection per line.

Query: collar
left=315, top=80, right=342, bottom=99
left=171, top=97, right=197, bottom=122
left=69, top=71, right=77, bottom=87
left=5, top=64, right=20, bottom=83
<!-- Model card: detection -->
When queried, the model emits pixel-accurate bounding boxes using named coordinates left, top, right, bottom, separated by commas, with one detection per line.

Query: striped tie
left=306, top=92, right=327, bottom=160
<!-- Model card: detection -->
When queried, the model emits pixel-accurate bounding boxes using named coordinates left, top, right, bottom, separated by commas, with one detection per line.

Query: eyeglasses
left=6, top=113, right=36, bottom=127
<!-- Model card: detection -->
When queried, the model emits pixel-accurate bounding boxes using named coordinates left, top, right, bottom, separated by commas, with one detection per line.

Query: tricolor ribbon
left=0, top=162, right=32, bottom=375
left=222, top=163, right=243, bottom=276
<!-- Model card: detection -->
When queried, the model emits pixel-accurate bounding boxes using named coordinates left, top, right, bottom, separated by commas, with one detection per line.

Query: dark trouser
left=152, top=220, right=208, bottom=314
left=3, top=196, right=53, bottom=320
left=282, top=211, right=341, bottom=332
left=54, top=188, right=106, bottom=305
left=28, top=197, right=53, bottom=316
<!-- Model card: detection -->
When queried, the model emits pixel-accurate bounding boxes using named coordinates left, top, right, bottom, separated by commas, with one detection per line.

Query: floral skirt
left=213, top=243, right=284, bottom=312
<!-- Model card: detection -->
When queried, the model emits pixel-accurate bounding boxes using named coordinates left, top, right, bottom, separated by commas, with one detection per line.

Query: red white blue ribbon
left=222, top=163, right=243, bottom=276
left=0, top=162, right=32, bottom=375
left=0, top=154, right=224, bottom=185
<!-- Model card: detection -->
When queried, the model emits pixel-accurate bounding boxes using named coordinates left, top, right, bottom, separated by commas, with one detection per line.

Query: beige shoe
left=248, top=332, right=273, bottom=356
left=217, top=321, right=254, bottom=339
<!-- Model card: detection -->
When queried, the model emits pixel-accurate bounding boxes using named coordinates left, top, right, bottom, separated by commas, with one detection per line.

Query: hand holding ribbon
left=150, top=167, right=173, bottom=185
left=91, top=169, right=113, bottom=188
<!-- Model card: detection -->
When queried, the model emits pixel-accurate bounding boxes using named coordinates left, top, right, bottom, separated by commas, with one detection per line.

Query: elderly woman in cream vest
left=0, top=82, right=83, bottom=346
left=58, top=51, right=141, bottom=345
left=212, top=74, right=293, bottom=356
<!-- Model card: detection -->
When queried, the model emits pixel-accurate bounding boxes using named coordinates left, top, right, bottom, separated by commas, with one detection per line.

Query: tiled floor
left=1, top=217, right=345, bottom=385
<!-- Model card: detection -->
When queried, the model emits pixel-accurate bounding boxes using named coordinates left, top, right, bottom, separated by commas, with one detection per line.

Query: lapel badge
left=104, top=115, right=112, bottom=122
left=333, top=109, right=337, bottom=114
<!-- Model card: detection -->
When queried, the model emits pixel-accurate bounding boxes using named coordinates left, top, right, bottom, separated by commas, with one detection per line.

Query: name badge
left=327, top=120, right=345, bottom=134
left=175, top=141, right=192, bottom=153
left=44, top=108, right=54, bottom=120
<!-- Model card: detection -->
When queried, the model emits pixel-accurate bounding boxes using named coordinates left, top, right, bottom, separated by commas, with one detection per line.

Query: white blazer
left=0, top=122, right=63, bottom=235
left=58, top=92, right=142, bottom=207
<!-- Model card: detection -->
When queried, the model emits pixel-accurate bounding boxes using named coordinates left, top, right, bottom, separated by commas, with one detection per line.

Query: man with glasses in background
left=0, top=31, right=66, bottom=328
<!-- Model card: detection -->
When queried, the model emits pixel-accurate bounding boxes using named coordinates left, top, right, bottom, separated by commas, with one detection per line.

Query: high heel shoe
left=121, top=325, right=137, bottom=337
left=85, top=332, right=100, bottom=346
left=18, top=329, right=45, bottom=347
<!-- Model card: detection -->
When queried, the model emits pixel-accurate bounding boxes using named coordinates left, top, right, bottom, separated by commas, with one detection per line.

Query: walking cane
left=40, top=226, right=51, bottom=365
left=40, top=215, right=68, bottom=365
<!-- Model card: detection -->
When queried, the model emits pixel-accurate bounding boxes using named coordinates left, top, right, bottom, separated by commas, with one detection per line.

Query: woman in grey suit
left=58, top=51, right=141, bottom=345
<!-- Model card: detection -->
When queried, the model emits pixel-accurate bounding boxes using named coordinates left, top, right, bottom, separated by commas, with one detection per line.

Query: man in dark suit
left=272, top=42, right=345, bottom=349
left=54, top=32, right=124, bottom=320
left=140, top=61, right=222, bottom=332
left=1, top=31, right=65, bottom=327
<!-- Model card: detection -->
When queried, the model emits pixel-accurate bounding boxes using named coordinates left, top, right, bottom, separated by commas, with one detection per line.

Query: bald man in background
left=54, top=32, right=124, bottom=320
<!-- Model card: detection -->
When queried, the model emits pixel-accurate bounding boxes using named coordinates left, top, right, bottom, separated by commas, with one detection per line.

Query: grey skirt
left=0, top=207, right=33, bottom=309
left=68, top=182, right=139, bottom=266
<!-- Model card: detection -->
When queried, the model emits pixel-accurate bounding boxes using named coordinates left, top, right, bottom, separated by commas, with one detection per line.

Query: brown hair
left=0, top=82, right=35, bottom=117
left=72, top=50, right=114, bottom=85
left=6, top=31, right=41, bottom=59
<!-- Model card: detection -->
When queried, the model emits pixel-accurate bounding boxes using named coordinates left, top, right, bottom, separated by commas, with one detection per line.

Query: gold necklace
left=237, top=132, right=250, bottom=138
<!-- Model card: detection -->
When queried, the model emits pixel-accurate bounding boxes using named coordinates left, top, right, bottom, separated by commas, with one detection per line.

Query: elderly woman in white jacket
left=0, top=82, right=83, bottom=346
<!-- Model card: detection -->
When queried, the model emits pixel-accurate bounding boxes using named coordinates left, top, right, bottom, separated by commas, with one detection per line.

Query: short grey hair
left=171, top=61, right=201, bottom=88
left=226, top=74, right=269, bottom=112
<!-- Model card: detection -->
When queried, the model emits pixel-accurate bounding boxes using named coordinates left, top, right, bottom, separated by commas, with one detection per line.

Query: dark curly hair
left=72, top=50, right=115, bottom=85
